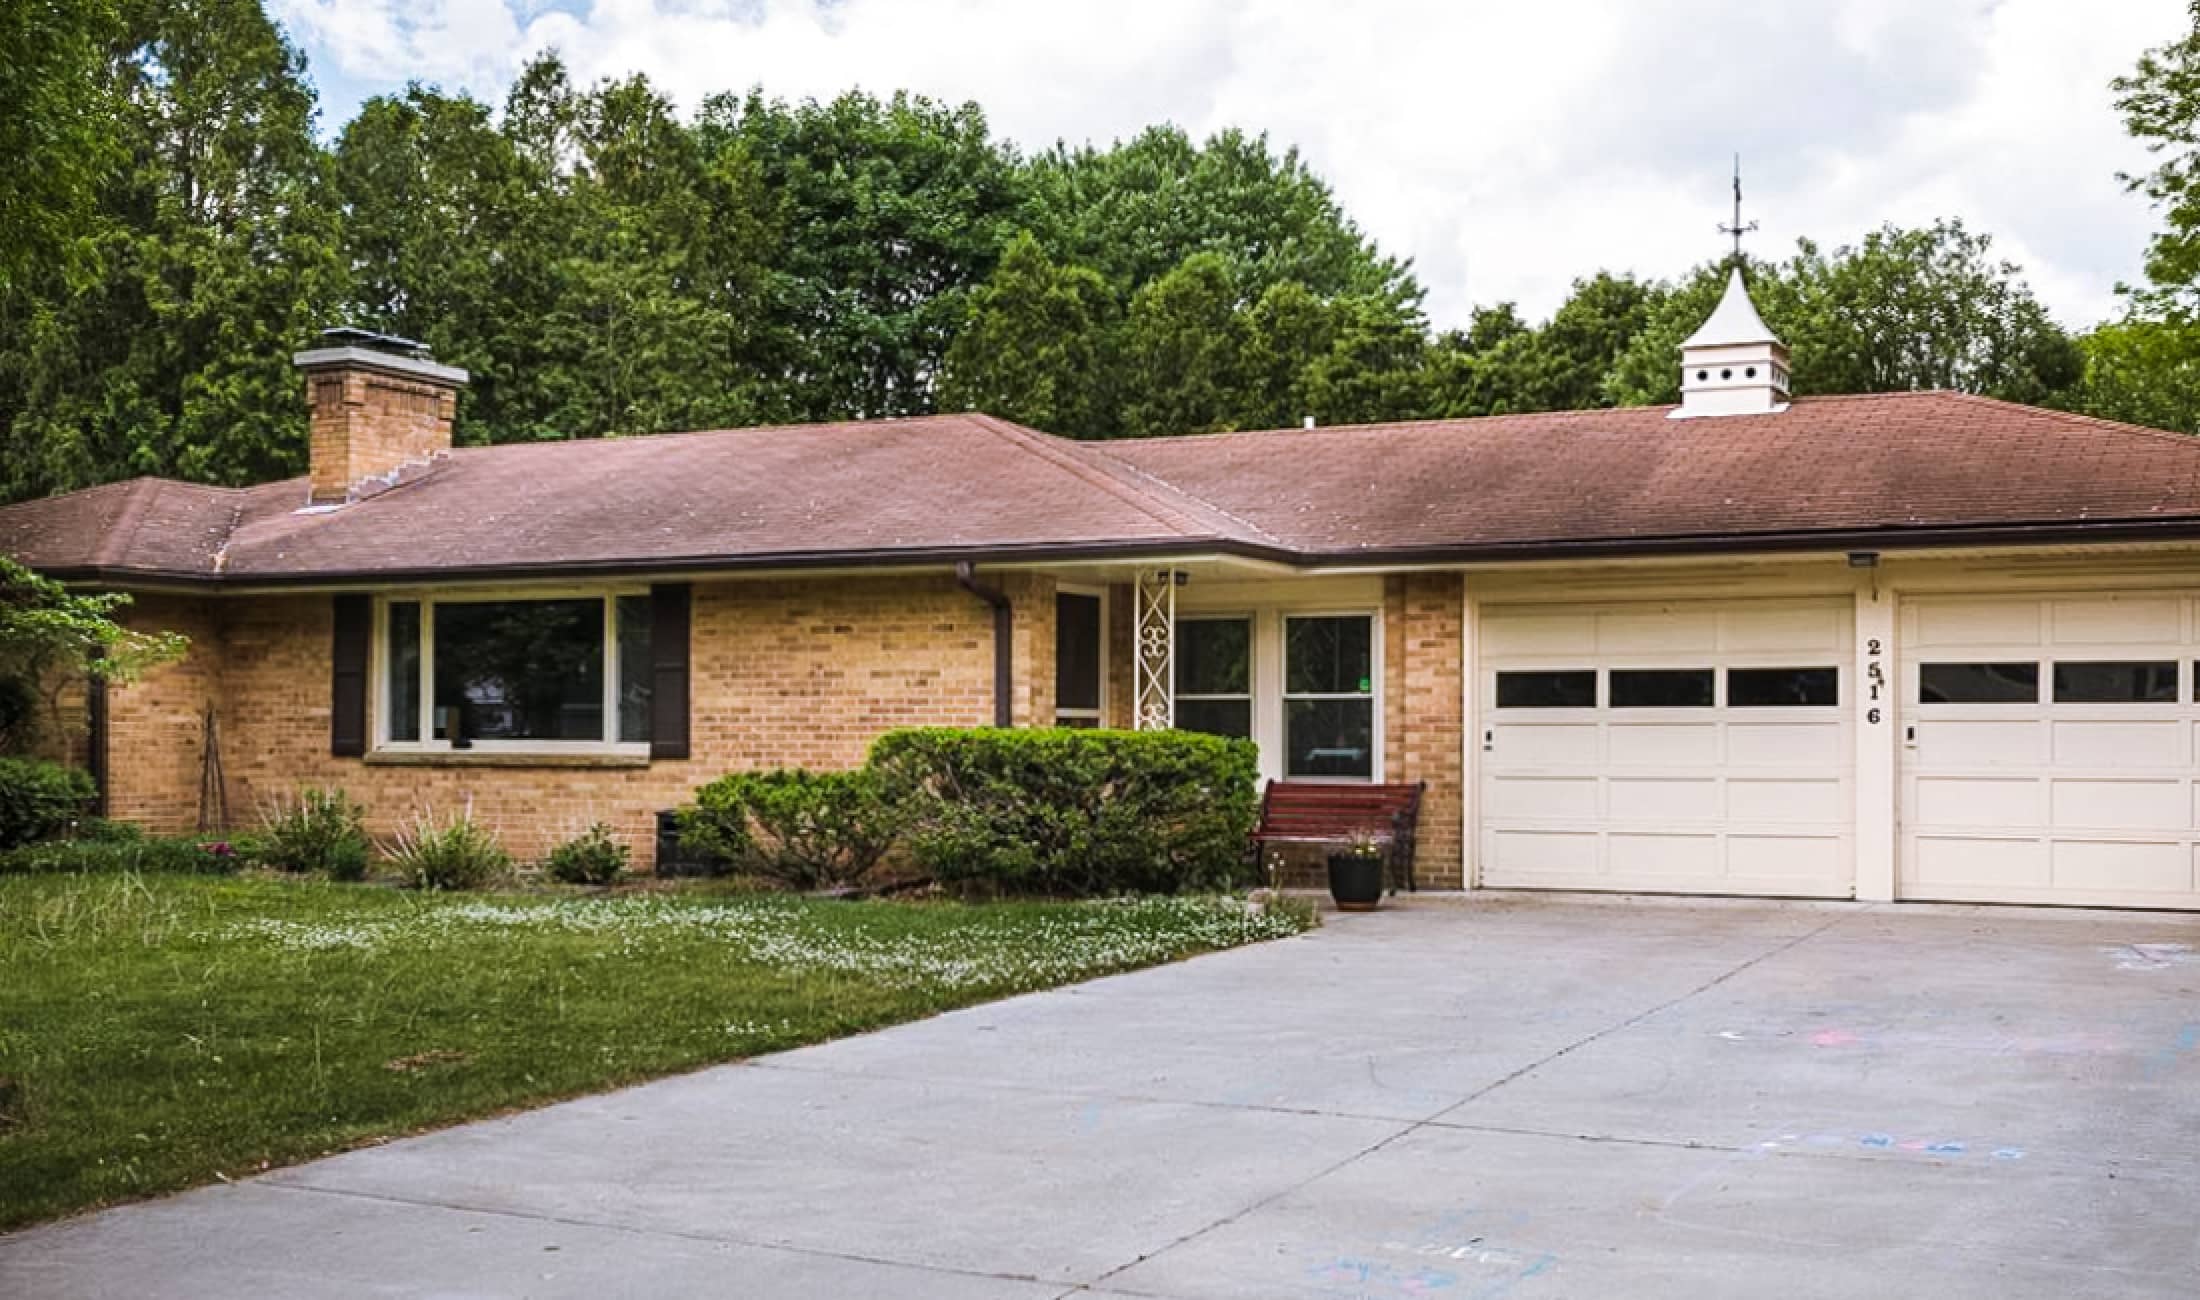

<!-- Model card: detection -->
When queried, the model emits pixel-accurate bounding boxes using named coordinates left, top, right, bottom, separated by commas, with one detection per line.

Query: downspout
left=954, top=560, right=1014, bottom=728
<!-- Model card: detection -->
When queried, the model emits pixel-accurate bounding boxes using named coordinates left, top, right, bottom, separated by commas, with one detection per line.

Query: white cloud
left=272, top=0, right=2190, bottom=330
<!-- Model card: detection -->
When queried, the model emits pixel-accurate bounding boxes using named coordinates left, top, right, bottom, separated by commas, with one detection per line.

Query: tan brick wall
left=107, top=575, right=1049, bottom=869
left=1388, top=573, right=1465, bottom=888
left=306, top=369, right=458, bottom=502
left=106, top=596, right=224, bottom=830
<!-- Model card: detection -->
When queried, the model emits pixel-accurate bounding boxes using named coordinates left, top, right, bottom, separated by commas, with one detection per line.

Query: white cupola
left=1671, top=266, right=1789, bottom=418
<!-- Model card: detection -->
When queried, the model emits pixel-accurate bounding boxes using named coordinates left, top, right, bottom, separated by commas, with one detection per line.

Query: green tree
left=1117, top=253, right=1251, bottom=437
left=1607, top=222, right=2079, bottom=405
left=2064, top=318, right=2200, bottom=432
left=699, top=88, right=1025, bottom=420
left=1023, top=125, right=1418, bottom=306
left=0, top=0, right=122, bottom=292
left=937, top=233, right=1117, bottom=437
left=0, top=0, right=344, bottom=500
left=2116, top=4, right=2200, bottom=320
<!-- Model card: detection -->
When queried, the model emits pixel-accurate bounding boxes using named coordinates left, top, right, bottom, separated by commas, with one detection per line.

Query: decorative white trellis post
left=1133, top=569, right=1175, bottom=730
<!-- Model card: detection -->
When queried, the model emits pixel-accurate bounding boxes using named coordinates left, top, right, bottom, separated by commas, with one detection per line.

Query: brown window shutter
left=650, top=583, right=691, bottom=759
left=331, top=594, right=371, bottom=757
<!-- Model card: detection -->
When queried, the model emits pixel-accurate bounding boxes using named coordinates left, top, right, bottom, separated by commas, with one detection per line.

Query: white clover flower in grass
left=217, top=894, right=1306, bottom=989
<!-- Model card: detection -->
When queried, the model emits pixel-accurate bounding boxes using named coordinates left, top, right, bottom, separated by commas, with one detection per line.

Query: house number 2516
left=1864, top=637, right=1885, bottom=724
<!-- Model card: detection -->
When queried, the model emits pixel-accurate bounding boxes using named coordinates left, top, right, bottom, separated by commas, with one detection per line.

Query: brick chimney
left=294, top=328, right=468, bottom=503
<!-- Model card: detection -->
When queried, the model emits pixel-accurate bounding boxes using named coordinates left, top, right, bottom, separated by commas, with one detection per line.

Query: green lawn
left=0, top=873, right=1311, bottom=1229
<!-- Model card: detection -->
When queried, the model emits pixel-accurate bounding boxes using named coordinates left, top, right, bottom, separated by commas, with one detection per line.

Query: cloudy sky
left=272, top=0, right=2188, bottom=332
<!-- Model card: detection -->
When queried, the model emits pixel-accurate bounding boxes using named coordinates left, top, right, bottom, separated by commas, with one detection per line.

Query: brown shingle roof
left=6, top=394, right=2200, bottom=585
left=1097, top=392, right=2200, bottom=557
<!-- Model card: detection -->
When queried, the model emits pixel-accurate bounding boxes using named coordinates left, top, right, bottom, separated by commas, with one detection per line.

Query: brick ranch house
left=11, top=271, right=2200, bottom=909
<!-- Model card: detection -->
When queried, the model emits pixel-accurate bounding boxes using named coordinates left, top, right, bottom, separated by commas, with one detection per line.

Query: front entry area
left=1477, top=597, right=1855, bottom=897
left=1899, top=592, right=2200, bottom=909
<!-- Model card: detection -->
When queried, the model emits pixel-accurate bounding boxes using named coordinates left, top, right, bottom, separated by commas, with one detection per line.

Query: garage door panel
left=1486, top=829, right=1598, bottom=877
left=1489, top=775, right=1599, bottom=820
left=1909, top=836, right=2050, bottom=888
left=1900, top=591, right=2200, bottom=911
left=1596, top=608, right=1717, bottom=653
left=1729, top=835, right=1844, bottom=882
left=1721, top=604, right=1845, bottom=652
left=1727, top=777, right=1844, bottom=823
left=1915, top=599, right=2041, bottom=648
left=1481, top=611, right=1596, bottom=657
left=2050, top=720, right=2182, bottom=767
left=2051, top=840, right=2191, bottom=894
left=2050, top=597, right=2181, bottom=644
left=1913, top=775, right=2042, bottom=827
left=1914, top=719, right=2046, bottom=765
left=1608, top=833, right=1716, bottom=877
left=1726, top=722, right=1843, bottom=766
left=1606, top=723, right=1721, bottom=766
left=1608, top=777, right=1720, bottom=821
left=1490, top=722, right=1599, bottom=766
left=2049, top=779, right=2188, bottom=832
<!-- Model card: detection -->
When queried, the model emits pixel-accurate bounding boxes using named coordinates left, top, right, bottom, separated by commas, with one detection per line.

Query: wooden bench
left=1249, top=780, right=1425, bottom=894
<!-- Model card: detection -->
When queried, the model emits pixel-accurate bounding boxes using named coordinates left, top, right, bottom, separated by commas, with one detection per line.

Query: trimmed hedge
left=869, top=727, right=1260, bottom=895
left=681, top=768, right=908, bottom=891
left=0, top=758, right=95, bottom=850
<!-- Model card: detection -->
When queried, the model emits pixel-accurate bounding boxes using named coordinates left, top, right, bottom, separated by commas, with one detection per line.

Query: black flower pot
left=1326, top=853, right=1385, bottom=911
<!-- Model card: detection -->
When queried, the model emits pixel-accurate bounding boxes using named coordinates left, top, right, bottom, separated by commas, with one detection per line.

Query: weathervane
left=1717, top=154, right=1758, bottom=264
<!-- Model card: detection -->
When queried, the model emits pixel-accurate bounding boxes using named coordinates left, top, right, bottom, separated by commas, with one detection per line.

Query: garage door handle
left=1904, top=724, right=1916, bottom=748
left=1483, top=729, right=1494, bottom=752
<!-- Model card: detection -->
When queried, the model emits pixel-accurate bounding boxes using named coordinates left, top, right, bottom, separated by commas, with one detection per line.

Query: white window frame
left=1173, top=613, right=1256, bottom=741
left=373, top=586, right=652, bottom=757
left=1053, top=583, right=1110, bottom=727
left=1279, top=609, right=1383, bottom=783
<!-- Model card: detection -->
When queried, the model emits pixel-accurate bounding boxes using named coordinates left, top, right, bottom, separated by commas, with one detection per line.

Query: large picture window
left=380, top=593, right=652, bottom=750
left=1283, top=615, right=1374, bottom=779
left=1175, top=617, right=1252, bottom=739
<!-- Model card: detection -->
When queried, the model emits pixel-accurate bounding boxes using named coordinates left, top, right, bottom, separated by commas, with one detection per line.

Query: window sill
left=364, top=750, right=652, bottom=770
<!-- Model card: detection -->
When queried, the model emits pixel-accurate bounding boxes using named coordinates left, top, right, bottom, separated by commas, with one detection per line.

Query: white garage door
left=1479, top=598, right=1855, bottom=897
left=1900, top=593, right=2200, bottom=909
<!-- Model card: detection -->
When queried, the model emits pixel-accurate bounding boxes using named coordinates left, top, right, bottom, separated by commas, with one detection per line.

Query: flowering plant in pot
left=1326, top=827, right=1387, bottom=911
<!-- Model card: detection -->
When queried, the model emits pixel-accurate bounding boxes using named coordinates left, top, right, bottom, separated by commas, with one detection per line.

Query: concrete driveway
left=5, top=896, right=2197, bottom=1298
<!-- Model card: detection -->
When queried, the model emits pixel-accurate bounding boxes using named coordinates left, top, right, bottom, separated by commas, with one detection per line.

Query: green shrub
left=543, top=822, right=629, bottom=886
left=260, top=788, right=370, bottom=879
left=868, top=727, right=1260, bottom=896
left=680, top=768, right=909, bottom=891
left=387, top=807, right=510, bottom=891
left=0, top=835, right=238, bottom=876
left=0, top=758, right=95, bottom=849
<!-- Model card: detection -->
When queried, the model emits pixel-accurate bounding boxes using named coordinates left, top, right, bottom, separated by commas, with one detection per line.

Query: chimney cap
left=315, top=325, right=432, bottom=358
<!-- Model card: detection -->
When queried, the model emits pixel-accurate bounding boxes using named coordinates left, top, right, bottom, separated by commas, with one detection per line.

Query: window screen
left=1609, top=668, right=1714, bottom=708
left=1494, top=670, right=1597, bottom=709
left=1918, top=662, right=2038, bottom=704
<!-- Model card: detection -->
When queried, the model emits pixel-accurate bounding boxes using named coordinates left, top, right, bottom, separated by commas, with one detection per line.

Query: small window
left=1054, top=591, right=1103, bottom=726
left=1174, top=617, right=1251, bottom=740
left=1284, top=615, right=1375, bottom=778
left=1918, top=662, right=2038, bottom=704
left=1495, top=670, right=1596, bottom=708
left=2053, top=661, right=2177, bottom=704
left=1610, top=668, right=1714, bottom=708
left=1728, top=667, right=1838, bottom=707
